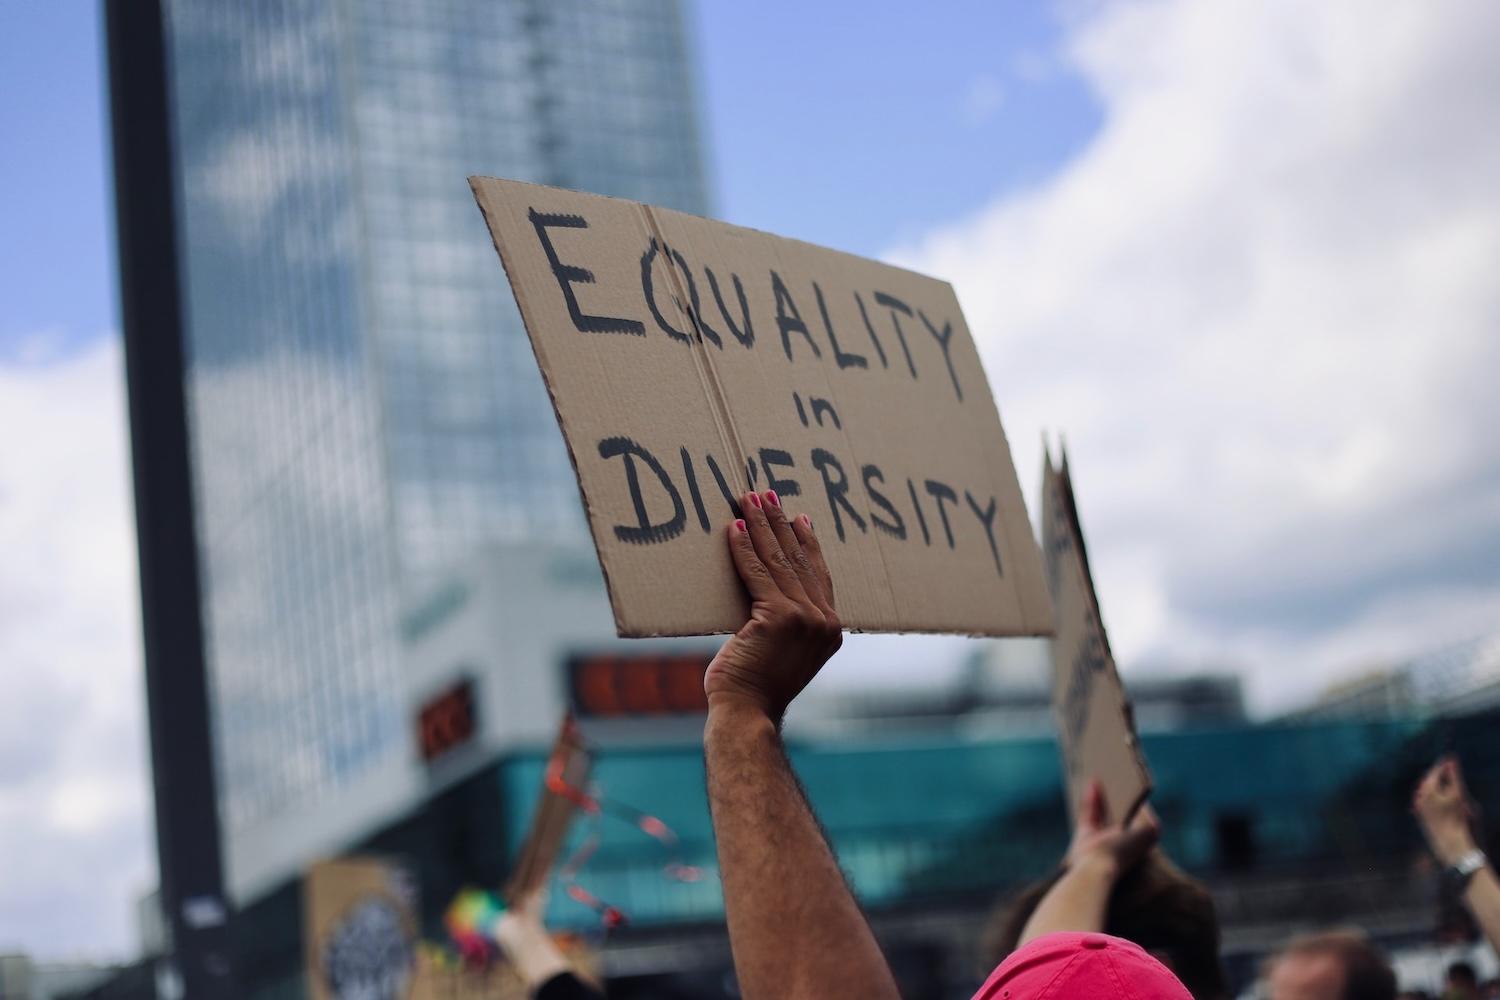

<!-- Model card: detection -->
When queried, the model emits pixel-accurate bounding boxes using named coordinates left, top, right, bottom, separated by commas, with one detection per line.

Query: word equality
left=528, top=209, right=968, bottom=404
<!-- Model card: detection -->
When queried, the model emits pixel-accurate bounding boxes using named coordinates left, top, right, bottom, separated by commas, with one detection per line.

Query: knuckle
left=770, top=605, right=818, bottom=634
left=791, top=607, right=826, bottom=633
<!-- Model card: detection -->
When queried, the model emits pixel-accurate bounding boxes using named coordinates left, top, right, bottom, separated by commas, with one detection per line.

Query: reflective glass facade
left=161, top=0, right=708, bottom=837
left=497, top=714, right=1474, bottom=930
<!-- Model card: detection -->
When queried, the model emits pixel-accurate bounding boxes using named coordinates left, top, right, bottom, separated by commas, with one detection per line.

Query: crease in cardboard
left=639, top=205, right=749, bottom=501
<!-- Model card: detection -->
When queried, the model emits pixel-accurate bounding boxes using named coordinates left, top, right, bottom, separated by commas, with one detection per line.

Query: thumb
left=1081, top=780, right=1109, bottom=830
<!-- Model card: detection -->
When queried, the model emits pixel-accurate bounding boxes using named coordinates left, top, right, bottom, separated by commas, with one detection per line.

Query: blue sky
left=0, top=0, right=1108, bottom=959
left=0, top=2, right=1100, bottom=360
left=5, top=0, right=1500, bottom=962
left=0, top=3, right=114, bottom=359
left=693, top=2, right=1101, bottom=254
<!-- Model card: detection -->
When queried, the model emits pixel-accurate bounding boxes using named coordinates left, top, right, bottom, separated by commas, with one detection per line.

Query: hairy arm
left=703, top=490, right=900, bottom=1000
left=706, top=702, right=897, bottom=999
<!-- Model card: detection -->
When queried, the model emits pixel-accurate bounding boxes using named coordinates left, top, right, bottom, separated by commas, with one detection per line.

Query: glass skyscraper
left=159, top=0, right=709, bottom=852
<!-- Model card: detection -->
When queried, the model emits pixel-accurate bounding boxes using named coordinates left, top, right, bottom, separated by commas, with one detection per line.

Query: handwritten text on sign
left=471, top=177, right=1053, bottom=637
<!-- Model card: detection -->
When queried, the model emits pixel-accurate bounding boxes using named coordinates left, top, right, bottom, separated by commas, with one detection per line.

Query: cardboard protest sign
left=1041, top=446, right=1151, bottom=825
left=502, top=714, right=591, bottom=903
left=305, top=857, right=419, bottom=1000
left=470, top=177, right=1053, bottom=637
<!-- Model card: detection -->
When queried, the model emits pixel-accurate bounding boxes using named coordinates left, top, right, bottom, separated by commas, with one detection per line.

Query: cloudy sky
left=3, top=0, right=1499, bottom=960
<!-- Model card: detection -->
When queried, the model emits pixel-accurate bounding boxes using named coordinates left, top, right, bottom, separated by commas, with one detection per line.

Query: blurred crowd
left=481, top=491, right=1494, bottom=1000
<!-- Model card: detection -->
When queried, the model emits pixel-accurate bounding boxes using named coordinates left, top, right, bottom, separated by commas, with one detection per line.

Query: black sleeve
left=535, top=971, right=604, bottom=1000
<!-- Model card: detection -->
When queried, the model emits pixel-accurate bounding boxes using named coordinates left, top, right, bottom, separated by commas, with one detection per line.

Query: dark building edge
left=102, top=1, right=239, bottom=995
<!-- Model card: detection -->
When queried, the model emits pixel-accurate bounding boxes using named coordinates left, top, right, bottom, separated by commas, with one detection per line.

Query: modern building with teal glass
left=154, top=0, right=709, bottom=898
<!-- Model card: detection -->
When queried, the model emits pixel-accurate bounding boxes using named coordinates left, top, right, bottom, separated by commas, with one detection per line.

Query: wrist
left=706, top=692, right=779, bottom=730
left=1429, top=826, right=1478, bottom=867
left=1069, top=851, right=1121, bottom=885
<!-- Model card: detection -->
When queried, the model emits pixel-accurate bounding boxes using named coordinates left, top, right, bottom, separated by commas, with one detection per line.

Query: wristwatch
left=1445, top=848, right=1489, bottom=892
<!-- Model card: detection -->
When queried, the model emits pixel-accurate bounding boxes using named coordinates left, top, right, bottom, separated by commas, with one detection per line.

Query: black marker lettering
left=925, top=479, right=958, bottom=548
left=706, top=267, right=753, bottom=348
left=771, top=270, right=821, bottom=362
left=874, top=291, right=917, bottom=378
left=529, top=209, right=645, bottom=335
left=855, top=291, right=889, bottom=369
left=677, top=253, right=721, bottom=348
left=811, top=448, right=867, bottom=542
left=681, top=447, right=711, bottom=533
left=965, top=490, right=1003, bottom=576
left=810, top=397, right=841, bottom=429
left=746, top=455, right=759, bottom=490
left=704, top=453, right=743, bottom=519
left=598, top=437, right=685, bottom=544
left=640, top=239, right=692, bottom=344
left=907, top=478, right=931, bottom=546
left=758, top=448, right=801, bottom=499
left=814, top=281, right=867, bottom=369
left=919, top=310, right=961, bottom=401
left=863, top=465, right=906, bottom=540
left=793, top=392, right=809, bottom=427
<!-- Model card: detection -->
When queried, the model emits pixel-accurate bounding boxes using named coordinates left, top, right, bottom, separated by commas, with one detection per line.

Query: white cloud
left=894, top=0, right=1500, bottom=712
left=0, top=338, right=153, bottom=959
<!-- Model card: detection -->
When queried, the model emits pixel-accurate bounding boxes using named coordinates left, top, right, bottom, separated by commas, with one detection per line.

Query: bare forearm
left=1464, top=866, right=1500, bottom=955
left=704, top=702, right=899, bottom=1000
left=1018, top=857, right=1115, bottom=946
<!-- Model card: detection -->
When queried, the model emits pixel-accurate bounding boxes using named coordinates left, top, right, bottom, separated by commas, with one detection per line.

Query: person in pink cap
left=975, top=931, right=1193, bottom=1000
left=700, top=493, right=1195, bottom=1000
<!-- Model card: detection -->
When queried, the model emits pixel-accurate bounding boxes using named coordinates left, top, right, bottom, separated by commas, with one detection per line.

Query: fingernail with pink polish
left=747, top=492, right=762, bottom=509
left=765, top=490, right=780, bottom=508
left=734, top=519, right=746, bottom=533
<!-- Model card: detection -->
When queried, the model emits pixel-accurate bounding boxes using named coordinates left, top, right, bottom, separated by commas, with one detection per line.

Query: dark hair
left=985, top=853, right=1229, bottom=1000
left=1275, top=931, right=1395, bottom=1000
left=1449, top=961, right=1478, bottom=987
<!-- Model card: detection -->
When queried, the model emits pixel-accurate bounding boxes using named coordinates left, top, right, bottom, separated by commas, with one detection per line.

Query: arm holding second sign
left=1017, top=780, right=1160, bottom=946
left=704, top=490, right=901, bottom=1000
left=1413, top=756, right=1500, bottom=956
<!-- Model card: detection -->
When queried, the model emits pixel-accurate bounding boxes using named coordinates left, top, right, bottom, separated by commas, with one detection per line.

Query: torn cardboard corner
left=470, top=175, right=1054, bottom=638
left=1041, top=445, right=1151, bottom=826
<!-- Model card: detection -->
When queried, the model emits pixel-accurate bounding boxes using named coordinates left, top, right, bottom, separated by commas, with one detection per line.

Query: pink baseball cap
left=973, top=932, right=1193, bottom=1000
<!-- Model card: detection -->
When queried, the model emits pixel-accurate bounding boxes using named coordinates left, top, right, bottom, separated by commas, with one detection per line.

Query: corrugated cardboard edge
left=1046, top=441, right=1152, bottom=824
left=469, top=177, right=640, bottom=637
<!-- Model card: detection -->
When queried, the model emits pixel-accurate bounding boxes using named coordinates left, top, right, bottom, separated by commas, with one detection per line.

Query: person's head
left=976, top=931, right=1192, bottom=999
left=1447, top=961, right=1479, bottom=996
left=1266, top=931, right=1395, bottom=1000
left=987, top=852, right=1228, bottom=999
